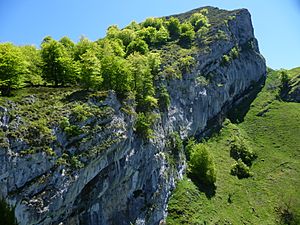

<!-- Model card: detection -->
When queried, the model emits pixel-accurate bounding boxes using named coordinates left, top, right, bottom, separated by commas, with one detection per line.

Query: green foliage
left=153, top=26, right=170, bottom=46
left=20, top=45, right=43, bottom=86
left=135, top=112, right=157, bottom=139
left=79, top=50, right=103, bottom=90
left=188, top=142, right=217, bottom=186
left=41, top=37, right=78, bottom=86
left=230, top=46, right=239, bottom=59
left=59, top=36, right=75, bottom=52
left=221, top=54, right=230, bottom=66
left=0, top=42, right=27, bottom=96
left=168, top=69, right=300, bottom=224
left=179, top=22, right=195, bottom=47
left=142, top=17, right=164, bottom=30
left=147, top=52, right=161, bottom=76
left=189, top=12, right=209, bottom=31
left=178, top=55, right=196, bottom=74
left=126, top=39, right=149, bottom=56
left=166, top=17, right=181, bottom=40
left=230, top=135, right=256, bottom=166
left=74, top=36, right=98, bottom=61
left=230, top=159, right=253, bottom=179
left=70, top=156, right=84, bottom=169
left=0, top=198, right=17, bottom=225
left=280, top=70, right=290, bottom=94
left=71, top=104, right=92, bottom=122
left=158, top=85, right=170, bottom=111
left=136, top=27, right=157, bottom=46
left=64, top=125, right=83, bottom=138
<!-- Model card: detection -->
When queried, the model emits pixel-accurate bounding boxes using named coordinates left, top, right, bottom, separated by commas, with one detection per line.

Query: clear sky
left=0, top=0, right=299, bottom=69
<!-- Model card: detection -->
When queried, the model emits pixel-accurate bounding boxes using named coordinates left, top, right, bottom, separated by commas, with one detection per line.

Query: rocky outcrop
left=0, top=7, right=266, bottom=225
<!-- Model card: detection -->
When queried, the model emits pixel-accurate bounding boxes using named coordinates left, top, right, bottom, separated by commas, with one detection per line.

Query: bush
left=188, top=142, right=216, bottom=186
left=135, top=112, right=157, bottom=139
left=231, top=159, right=253, bottom=179
left=230, top=135, right=256, bottom=166
left=179, top=23, right=195, bottom=47
left=158, top=86, right=171, bottom=111
left=221, top=54, right=230, bottom=66
left=126, top=39, right=149, bottom=56
left=64, top=125, right=83, bottom=138
left=166, top=17, right=181, bottom=40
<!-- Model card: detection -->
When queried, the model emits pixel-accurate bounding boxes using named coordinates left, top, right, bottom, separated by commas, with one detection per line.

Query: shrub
left=166, top=17, right=181, bottom=40
left=135, top=112, right=157, bottom=139
left=188, top=142, right=217, bottom=186
left=230, top=46, right=239, bottom=60
left=126, top=39, right=149, bottom=56
left=178, top=56, right=196, bottom=74
left=221, top=54, right=230, bottom=66
left=179, top=22, right=195, bottom=47
left=64, top=125, right=83, bottom=138
left=70, top=156, right=84, bottom=169
left=158, top=86, right=170, bottom=111
left=230, top=159, right=253, bottom=179
left=230, top=135, right=256, bottom=166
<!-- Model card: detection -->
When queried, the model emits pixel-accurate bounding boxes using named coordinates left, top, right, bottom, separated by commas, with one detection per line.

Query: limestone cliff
left=0, top=7, right=266, bottom=225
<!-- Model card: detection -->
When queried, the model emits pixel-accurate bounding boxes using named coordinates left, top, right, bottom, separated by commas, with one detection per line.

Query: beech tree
left=126, top=39, right=149, bottom=56
left=0, top=43, right=27, bottom=96
left=166, top=17, right=181, bottom=40
left=41, top=38, right=78, bottom=86
left=80, top=50, right=102, bottom=90
left=20, top=45, right=43, bottom=86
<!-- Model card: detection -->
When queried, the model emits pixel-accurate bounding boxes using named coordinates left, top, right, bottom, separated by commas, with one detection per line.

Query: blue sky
left=0, top=0, right=299, bottom=69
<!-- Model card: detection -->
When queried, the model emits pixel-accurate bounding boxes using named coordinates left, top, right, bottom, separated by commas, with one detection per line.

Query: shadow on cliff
left=227, top=79, right=265, bottom=124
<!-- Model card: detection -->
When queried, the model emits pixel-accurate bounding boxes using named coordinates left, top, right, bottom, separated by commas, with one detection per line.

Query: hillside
left=167, top=68, right=300, bottom=224
left=0, top=6, right=266, bottom=225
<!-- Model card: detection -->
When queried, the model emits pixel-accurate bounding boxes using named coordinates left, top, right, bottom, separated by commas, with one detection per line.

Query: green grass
left=167, top=69, right=300, bottom=224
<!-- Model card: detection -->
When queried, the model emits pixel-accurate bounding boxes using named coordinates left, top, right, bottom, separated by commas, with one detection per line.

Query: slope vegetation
left=167, top=68, right=300, bottom=225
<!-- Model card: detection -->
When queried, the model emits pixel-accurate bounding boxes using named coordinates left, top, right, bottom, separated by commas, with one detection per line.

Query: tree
left=153, top=26, right=170, bottom=46
left=80, top=50, right=102, bottom=90
left=41, top=38, right=78, bottom=86
left=189, top=12, right=209, bottom=31
left=166, top=17, right=181, bottom=40
left=136, top=27, right=157, bottom=46
left=73, top=36, right=98, bottom=61
left=20, top=45, right=43, bottom=86
left=179, top=22, right=195, bottom=47
left=280, top=70, right=289, bottom=95
left=188, top=142, right=216, bottom=186
left=127, top=53, right=155, bottom=110
left=126, top=39, right=149, bottom=56
left=101, top=42, right=132, bottom=96
left=59, top=36, right=75, bottom=53
left=0, top=43, right=27, bottom=96
left=147, top=52, right=161, bottom=77
left=142, top=17, right=164, bottom=30
left=117, top=29, right=136, bottom=47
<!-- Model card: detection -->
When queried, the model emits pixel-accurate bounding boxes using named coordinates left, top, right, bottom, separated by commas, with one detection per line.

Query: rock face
left=0, top=7, right=266, bottom=225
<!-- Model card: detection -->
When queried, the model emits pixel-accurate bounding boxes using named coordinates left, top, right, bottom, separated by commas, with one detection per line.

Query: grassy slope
left=167, top=69, right=300, bottom=225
